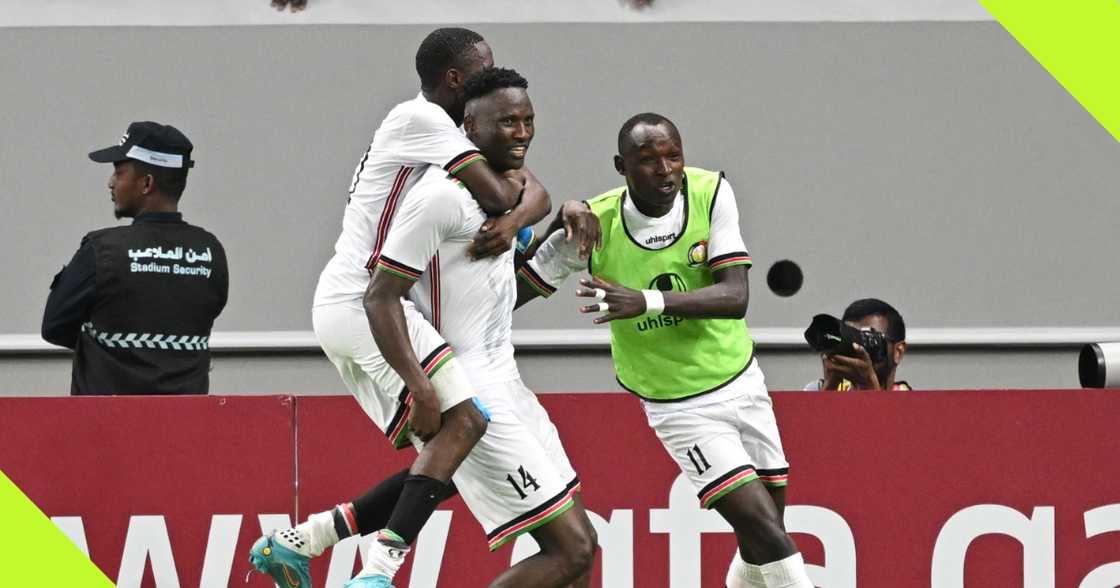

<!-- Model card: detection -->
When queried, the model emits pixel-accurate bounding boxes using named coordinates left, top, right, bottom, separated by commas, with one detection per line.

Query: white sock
left=759, top=552, right=814, bottom=588
left=290, top=509, right=340, bottom=557
left=354, top=530, right=410, bottom=580
left=726, top=551, right=767, bottom=587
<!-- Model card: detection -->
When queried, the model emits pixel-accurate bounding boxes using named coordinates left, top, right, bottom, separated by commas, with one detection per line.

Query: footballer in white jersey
left=251, top=29, right=556, bottom=588
left=313, top=92, right=487, bottom=308
left=365, top=67, right=596, bottom=587
left=376, top=168, right=520, bottom=388
left=377, top=165, right=580, bottom=548
left=312, top=92, right=498, bottom=450
left=310, top=34, right=551, bottom=448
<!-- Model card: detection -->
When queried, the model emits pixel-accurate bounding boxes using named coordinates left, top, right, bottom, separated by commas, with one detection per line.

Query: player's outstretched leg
left=347, top=399, right=488, bottom=587
left=714, top=481, right=811, bottom=588
left=487, top=498, right=597, bottom=588
left=248, top=468, right=411, bottom=588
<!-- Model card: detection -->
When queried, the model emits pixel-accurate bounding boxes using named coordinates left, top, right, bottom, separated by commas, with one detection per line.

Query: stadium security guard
left=41, top=121, right=228, bottom=395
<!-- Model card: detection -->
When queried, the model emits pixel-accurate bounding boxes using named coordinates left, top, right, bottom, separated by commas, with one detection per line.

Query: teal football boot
left=248, top=532, right=312, bottom=588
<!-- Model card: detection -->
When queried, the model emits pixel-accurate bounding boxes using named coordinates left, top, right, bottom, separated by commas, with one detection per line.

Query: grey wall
left=0, top=22, right=1115, bottom=393
left=2, top=22, right=1118, bottom=336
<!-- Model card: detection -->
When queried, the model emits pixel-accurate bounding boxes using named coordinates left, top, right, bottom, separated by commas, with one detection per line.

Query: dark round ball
left=766, top=259, right=803, bottom=297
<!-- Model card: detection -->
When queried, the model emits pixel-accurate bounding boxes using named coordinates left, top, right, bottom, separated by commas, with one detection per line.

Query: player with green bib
left=518, top=113, right=813, bottom=588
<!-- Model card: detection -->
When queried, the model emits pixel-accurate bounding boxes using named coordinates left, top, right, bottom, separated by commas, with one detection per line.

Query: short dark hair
left=843, top=298, right=906, bottom=342
left=617, top=112, right=679, bottom=154
left=415, top=27, right=485, bottom=92
left=463, top=67, right=528, bottom=104
left=131, top=161, right=188, bottom=200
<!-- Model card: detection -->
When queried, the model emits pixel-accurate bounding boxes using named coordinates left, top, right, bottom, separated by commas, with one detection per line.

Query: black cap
left=89, top=121, right=195, bottom=169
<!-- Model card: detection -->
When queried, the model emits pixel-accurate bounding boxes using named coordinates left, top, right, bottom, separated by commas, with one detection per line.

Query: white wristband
left=641, top=290, right=665, bottom=316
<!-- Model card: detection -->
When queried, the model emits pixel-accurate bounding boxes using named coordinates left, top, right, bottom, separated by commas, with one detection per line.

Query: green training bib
left=588, top=167, right=753, bottom=402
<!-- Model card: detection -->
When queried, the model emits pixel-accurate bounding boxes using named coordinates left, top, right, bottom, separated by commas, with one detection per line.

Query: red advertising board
left=0, top=396, right=296, bottom=588
left=774, top=390, right=1120, bottom=588
left=2, top=390, right=1119, bottom=587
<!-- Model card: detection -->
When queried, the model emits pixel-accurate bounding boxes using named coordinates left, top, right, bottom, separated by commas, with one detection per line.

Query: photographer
left=805, top=298, right=910, bottom=391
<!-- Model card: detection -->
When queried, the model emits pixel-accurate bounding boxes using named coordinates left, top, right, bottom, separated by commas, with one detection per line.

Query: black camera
left=804, top=314, right=889, bottom=364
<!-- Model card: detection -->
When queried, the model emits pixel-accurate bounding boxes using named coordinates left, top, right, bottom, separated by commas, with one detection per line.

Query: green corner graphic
left=980, top=0, right=1120, bottom=142
left=0, top=470, right=114, bottom=587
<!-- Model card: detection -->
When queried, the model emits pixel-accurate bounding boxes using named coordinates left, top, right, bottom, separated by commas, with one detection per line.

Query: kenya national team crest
left=687, top=240, right=708, bottom=267
left=649, top=273, right=686, bottom=292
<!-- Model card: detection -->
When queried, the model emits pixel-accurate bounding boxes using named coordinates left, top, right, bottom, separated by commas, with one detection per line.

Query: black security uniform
left=43, top=213, right=228, bottom=395
left=42, top=121, right=228, bottom=395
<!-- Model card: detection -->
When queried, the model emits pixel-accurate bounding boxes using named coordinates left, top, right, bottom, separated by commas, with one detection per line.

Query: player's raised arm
left=399, top=111, right=524, bottom=216
left=468, top=166, right=553, bottom=259
left=512, top=167, right=552, bottom=226
left=452, top=156, right=526, bottom=215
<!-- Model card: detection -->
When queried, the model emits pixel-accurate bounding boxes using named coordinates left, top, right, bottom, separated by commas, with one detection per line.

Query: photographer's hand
left=820, top=354, right=846, bottom=390
left=823, top=344, right=882, bottom=390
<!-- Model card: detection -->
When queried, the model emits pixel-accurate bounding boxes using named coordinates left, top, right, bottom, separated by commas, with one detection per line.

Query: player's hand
left=822, top=344, right=881, bottom=390
left=560, top=201, right=601, bottom=259
left=575, top=276, right=646, bottom=324
left=409, top=385, right=443, bottom=442
left=470, top=214, right=518, bottom=260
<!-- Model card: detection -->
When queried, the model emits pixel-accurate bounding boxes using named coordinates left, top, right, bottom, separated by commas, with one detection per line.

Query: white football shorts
left=451, top=378, right=580, bottom=551
left=312, top=300, right=475, bottom=449
left=642, top=360, right=789, bottom=509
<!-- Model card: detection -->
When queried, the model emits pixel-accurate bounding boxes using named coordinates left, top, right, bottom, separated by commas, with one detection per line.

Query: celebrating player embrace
left=519, top=113, right=814, bottom=588
left=362, top=67, right=597, bottom=588
left=249, top=28, right=557, bottom=588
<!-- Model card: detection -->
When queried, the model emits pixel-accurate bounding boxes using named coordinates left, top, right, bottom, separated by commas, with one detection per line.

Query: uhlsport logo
left=687, top=240, right=708, bottom=267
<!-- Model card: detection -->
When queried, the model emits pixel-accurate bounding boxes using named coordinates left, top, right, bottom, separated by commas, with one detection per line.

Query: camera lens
left=1079, top=342, right=1120, bottom=388
left=1080, top=344, right=1105, bottom=387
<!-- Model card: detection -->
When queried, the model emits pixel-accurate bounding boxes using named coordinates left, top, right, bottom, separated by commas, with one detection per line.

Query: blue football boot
left=248, top=531, right=312, bottom=588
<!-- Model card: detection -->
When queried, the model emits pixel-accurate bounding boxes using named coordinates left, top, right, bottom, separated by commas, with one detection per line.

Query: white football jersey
left=375, top=166, right=519, bottom=388
left=313, top=93, right=483, bottom=307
